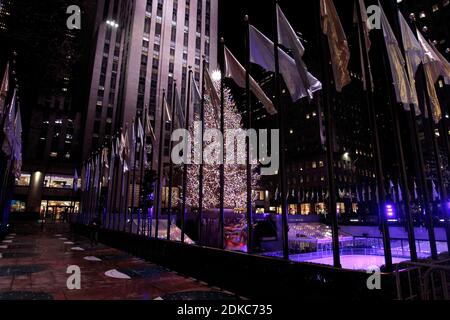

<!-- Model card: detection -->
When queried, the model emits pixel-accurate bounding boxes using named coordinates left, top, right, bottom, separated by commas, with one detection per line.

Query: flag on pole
left=2, top=88, right=17, bottom=158
left=12, top=106, right=22, bottom=179
left=108, top=139, right=116, bottom=185
left=145, top=112, right=156, bottom=145
left=0, top=62, right=9, bottom=116
left=163, top=97, right=172, bottom=123
left=174, top=89, right=185, bottom=128
left=101, top=147, right=109, bottom=184
left=414, top=181, right=418, bottom=200
left=73, top=169, right=79, bottom=192
left=427, top=41, right=450, bottom=85
left=375, top=185, right=380, bottom=204
left=398, top=11, right=422, bottom=115
left=129, top=119, right=136, bottom=170
left=119, top=128, right=130, bottom=172
left=249, top=24, right=322, bottom=102
left=274, top=187, right=279, bottom=201
left=320, top=0, right=351, bottom=92
left=276, top=4, right=322, bottom=99
left=397, top=183, right=403, bottom=202
left=224, top=46, right=277, bottom=115
left=353, top=0, right=373, bottom=91
left=417, top=31, right=444, bottom=123
left=432, top=180, right=440, bottom=201
left=356, top=187, right=361, bottom=202
left=368, top=185, right=372, bottom=201
left=379, top=3, right=416, bottom=107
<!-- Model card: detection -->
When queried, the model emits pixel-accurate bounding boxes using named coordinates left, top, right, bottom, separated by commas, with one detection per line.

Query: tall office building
left=83, top=0, right=218, bottom=160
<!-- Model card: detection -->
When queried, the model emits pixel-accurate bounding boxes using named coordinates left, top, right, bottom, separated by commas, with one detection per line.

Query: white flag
left=249, top=24, right=321, bottom=102
left=224, top=46, right=277, bottom=115
left=277, top=4, right=321, bottom=99
left=0, top=62, right=9, bottom=116
left=164, top=97, right=172, bottom=123
left=12, top=106, right=22, bottom=179
left=417, top=31, right=446, bottom=123
left=398, top=11, right=422, bottom=115
left=73, top=169, right=79, bottom=192
left=2, top=88, right=17, bottom=158
left=432, top=180, right=440, bottom=201
left=379, top=3, right=415, bottom=107
left=427, top=41, right=450, bottom=85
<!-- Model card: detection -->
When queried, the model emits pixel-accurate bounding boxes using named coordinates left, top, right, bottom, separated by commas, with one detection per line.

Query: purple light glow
left=386, top=204, right=395, bottom=217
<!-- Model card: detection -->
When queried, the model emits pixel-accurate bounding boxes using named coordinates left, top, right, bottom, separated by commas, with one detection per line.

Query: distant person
left=89, top=217, right=101, bottom=246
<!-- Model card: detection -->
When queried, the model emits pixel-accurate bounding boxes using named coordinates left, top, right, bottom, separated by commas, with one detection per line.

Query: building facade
left=83, top=0, right=218, bottom=161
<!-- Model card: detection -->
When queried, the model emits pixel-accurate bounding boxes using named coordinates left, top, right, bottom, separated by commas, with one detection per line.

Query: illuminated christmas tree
left=186, top=82, right=259, bottom=210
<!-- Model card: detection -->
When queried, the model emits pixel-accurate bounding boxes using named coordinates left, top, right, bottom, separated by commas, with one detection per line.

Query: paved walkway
left=0, top=222, right=239, bottom=300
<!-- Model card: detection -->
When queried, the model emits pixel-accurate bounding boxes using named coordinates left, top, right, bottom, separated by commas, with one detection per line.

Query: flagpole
left=219, top=39, right=225, bottom=250
left=394, top=9, right=439, bottom=259
left=137, top=107, right=148, bottom=235
left=117, top=126, right=127, bottom=231
left=316, top=0, right=341, bottom=268
left=167, top=80, right=177, bottom=240
left=181, top=67, right=193, bottom=243
left=244, top=16, right=254, bottom=254
left=198, top=57, right=206, bottom=246
left=114, top=128, right=124, bottom=230
left=155, top=90, right=166, bottom=239
left=355, top=0, right=393, bottom=269
left=130, top=117, right=139, bottom=234
left=123, top=123, right=133, bottom=232
left=272, top=0, right=289, bottom=260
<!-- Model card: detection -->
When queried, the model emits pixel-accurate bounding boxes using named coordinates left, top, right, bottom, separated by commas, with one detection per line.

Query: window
left=44, top=175, right=75, bottom=189
left=16, top=173, right=31, bottom=186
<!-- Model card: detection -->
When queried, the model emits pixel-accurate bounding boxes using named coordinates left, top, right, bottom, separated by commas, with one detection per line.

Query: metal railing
left=395, top=258, right=450, bottom=300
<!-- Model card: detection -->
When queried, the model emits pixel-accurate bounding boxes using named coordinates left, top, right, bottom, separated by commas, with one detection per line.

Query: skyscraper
left=83, top=0, right=218, bottom=160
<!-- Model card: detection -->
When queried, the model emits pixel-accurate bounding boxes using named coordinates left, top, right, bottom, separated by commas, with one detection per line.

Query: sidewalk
left=0, top=222, right=239, bottom=300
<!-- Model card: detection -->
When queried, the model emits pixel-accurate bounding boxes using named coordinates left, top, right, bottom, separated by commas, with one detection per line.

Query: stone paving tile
left=0, top=223, right=235, bottom=300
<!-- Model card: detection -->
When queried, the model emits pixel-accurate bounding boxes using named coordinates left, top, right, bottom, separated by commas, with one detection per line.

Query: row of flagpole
left=0, top=58, right=22, bottom=231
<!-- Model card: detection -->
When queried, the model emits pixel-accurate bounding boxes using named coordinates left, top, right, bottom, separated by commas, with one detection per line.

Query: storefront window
left=43, top=175, right=74, bottom=189
left=300, top=204, right=311, bottom=215
left=10, top=200, right=26, bottom=212
left=289, top=204, right=297, bottom=215
left=15, top=173, right=31, bottom=186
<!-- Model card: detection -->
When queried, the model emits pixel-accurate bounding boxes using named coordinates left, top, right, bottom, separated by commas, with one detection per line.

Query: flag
left=191, top=72, right=202, bottom=105
left=174, top=89, right=185, bottom=128
left=375, top=185, right=379, bottom=204
left=356, top=187, right=361, bottom=202
left=417, top=31, right=444, bottom=123
left=145, top=112, right=156, bottom=144
left=73, top=169, right=79, bottom=192
left=379, top=3, right=416, bottom=107
left=428, top=41, right=450, bottom=85
left=353, top=0, right=373, bottom=91
left=224, top=46, right=277, bottom=115
left=164, top=97, right=172, bottom=123
left=130, top=119, right=136, bottom=170
left=367, top=185, right=372, bottom=201
left=338, top=189, right=345, bottom=199
left=397, top=184, right=403, bottom=202
left=12, top=106, right=22, bottom=179
left=249, top=24, right=322, bottom=102
left=432, top=180, right=440, bottom=201
left=0, top=62, right=9, bottom=116
left=398, top=11, right=422, bottom=115
left=414, top=181, right=418, bottom=200
left=2, top=88, right=17, bottom=158
left=274, top=187, right=279, bottom=201
left=108, top=139, right=116, bottom=185
left=320, top=0, right=351, bottom=92
left=101, top=147, right=109, bottom=184
left=119, top=128, right=130, bottom=172
left=138, top=117, right=144, bottom=147
left=276, top=4, right=322, bottom=99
